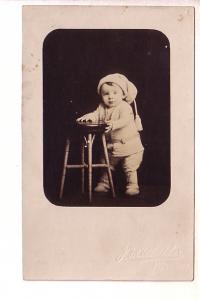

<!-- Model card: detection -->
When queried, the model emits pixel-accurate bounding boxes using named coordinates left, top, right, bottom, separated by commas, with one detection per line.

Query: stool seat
left=59, top=121, right=115, bottom=202
left=76, top=121, right=107, bottom=133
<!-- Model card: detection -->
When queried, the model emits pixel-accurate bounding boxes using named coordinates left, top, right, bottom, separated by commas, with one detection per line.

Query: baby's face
left=100, top=83, right=124, bottom=108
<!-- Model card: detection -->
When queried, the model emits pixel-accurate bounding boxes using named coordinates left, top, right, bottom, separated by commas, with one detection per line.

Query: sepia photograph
left=43, top=29, right=170, bottom=207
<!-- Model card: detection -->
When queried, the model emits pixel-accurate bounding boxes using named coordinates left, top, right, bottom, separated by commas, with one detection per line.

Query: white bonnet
left=97, top=73, right=137, bottom=104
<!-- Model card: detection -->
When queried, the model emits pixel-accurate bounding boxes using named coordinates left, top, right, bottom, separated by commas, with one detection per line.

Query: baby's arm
left=77, top=107, right=100, bottom=122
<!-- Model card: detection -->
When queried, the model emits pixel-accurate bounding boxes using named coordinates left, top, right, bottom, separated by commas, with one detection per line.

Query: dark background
left=43, top=29, right=170, bottom=207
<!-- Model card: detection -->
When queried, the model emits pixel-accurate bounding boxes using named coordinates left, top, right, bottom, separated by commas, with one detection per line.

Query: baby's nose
left=109, top=93, right=114, bottom=99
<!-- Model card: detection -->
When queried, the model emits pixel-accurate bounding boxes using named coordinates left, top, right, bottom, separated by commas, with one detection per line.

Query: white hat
left=97, top=73, right=137, bottom=104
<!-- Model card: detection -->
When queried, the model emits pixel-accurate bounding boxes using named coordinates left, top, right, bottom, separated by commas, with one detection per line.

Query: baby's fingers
left=105, top=125, right=111, bottom=133
left=77, top=115, right=88, bottom=122
left=77, top=116, right=93, bottom=122
left=76, top=117, right=86, bottom=122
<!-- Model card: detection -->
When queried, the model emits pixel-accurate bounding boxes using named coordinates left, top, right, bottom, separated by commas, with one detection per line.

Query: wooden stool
left=59, top=122, right=116, bottom=202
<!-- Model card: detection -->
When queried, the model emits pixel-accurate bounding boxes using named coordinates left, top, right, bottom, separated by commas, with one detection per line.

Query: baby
left=77, top=73, right=144, bottom=196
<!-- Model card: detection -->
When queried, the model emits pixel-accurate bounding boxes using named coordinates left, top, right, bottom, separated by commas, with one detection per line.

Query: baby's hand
left=76, top=114, right=94, bottom=122
left=105, top=121, right=113, bottom=133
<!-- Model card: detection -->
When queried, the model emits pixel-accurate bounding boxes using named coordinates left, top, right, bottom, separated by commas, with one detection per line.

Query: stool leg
left=102, top=134, right=116, bottom=198
left=81, top=140, right=85, bottom=194
left=59, top=138, right=70, bottom=199
left=88, top=133, right=93, bottom=202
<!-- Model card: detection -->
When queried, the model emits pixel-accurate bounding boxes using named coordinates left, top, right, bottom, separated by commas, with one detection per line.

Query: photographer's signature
left=115, top=244, right=183, bottom=263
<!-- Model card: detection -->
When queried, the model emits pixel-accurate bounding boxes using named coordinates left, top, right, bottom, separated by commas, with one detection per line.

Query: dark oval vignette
left=43, top=29, right=171, bottom=207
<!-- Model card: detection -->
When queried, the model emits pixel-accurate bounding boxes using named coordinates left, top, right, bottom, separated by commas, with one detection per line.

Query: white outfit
left=86, top=100, right=144, bottom=193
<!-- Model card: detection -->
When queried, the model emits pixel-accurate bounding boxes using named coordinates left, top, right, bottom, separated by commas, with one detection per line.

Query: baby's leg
left=122, top=151, right=144, bottom=196
left=94, top=155, right=120, bottom=192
